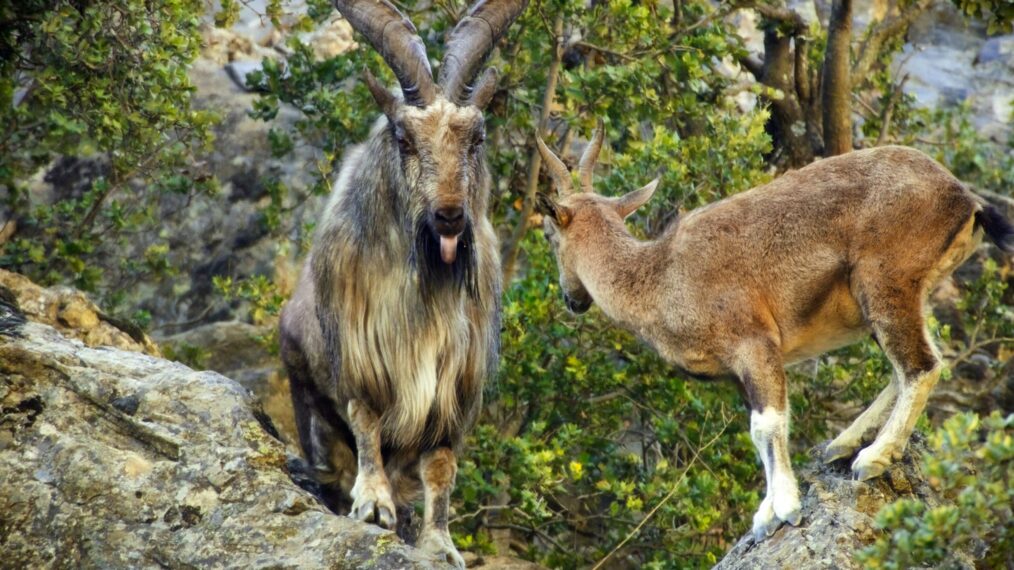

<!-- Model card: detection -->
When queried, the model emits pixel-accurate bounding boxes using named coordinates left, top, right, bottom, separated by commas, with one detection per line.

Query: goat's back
left=672, top=146, right=975, bottom=280
left=659, top=146, right=979, bottom=363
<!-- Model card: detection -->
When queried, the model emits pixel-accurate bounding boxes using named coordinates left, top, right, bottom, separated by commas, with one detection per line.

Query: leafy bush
left=457, top=232, right=762, bottom=567
left=950, top=0, right=1014, bottom=33
left=0, top=0, right=216, bottom=311
left=857, top=412, right=1013, bottom=569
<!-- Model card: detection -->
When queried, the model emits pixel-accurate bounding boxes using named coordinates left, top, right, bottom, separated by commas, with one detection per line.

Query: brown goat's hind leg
left=736, top=340, right=802, bottom=542
left=347, top=400, right=397, bottom=529
left=416, top=447, right=465, bottom=569
left=852, top=310, right=940, bottom=481
left=824, top=371, right=899, bottom=463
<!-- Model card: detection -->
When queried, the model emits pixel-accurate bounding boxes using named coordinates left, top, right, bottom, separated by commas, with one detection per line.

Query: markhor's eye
left=394, top=123, right=414, bottom=155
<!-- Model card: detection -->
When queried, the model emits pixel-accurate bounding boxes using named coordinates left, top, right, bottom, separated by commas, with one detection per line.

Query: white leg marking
left=825, top=372, right=899, bottom=462
left=750, top=407, right=802, bottom=541
left=853, top=364, right=941, bottom=480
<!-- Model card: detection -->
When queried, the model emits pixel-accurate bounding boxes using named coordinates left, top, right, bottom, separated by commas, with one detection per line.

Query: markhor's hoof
left=822, top=441, right=859, bottom=464
left=851, top=450, right=889, bottom=481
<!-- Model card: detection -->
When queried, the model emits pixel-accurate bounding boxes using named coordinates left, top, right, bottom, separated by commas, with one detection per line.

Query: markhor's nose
left=435, top=207, right=464, bottom=225
left=434, top=206, right=466, bottom=236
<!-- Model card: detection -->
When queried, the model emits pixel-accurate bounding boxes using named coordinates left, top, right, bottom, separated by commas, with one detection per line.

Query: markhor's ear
left=537, top=193, right=574, bottom=228
left=555, top=204, right=574, bottom=228
left=364, top=70, right=398, bottom=119
left=613, top=178, right=659, bottom=219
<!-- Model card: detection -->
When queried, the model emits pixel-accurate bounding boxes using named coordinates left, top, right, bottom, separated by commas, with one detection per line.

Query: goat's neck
left=574, top=218, right=671, bottom=326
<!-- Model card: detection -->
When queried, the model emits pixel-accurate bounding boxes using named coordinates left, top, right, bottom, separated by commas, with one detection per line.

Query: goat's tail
left=975, top=203, right=1014, bottom=254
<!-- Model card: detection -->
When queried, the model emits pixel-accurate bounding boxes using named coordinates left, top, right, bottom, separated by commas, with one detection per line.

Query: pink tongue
left=439, top=235, right=459, bottom=264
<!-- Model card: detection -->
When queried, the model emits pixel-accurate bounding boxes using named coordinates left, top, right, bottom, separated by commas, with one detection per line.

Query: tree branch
left=738, top=54, right=764, bottom=79
left=752, top=3, right=807, bottom=34
left=501, top=14, right=565, bottom=282
left=875, top=73, right=909, bottom=146
left=794, top=36, right=811, bottom=106
left=850, top=1, right=930, bottom=86
left=821, top=0, right=853, bottom=155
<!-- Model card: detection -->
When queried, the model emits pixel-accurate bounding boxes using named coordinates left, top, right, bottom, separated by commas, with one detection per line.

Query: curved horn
left=334, top=0, right=435, bottom=107
left=536, top=136, right=573, bottom=196
left=578, top=121, right=604, bottom=193
left=439, top=0, right=530, bottom=105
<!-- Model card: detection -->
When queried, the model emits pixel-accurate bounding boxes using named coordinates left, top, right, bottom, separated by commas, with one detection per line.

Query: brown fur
left=537, top=137, right=1008, bottom=540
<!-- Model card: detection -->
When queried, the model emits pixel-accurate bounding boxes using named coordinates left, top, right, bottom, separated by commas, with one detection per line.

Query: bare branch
left=751, top=3, right=807, bottom=34
left=738, top=54, right=764, bottom=79
left=875, top=74, right=909, bottom=146
left=501, top=14, right=565, bottom=282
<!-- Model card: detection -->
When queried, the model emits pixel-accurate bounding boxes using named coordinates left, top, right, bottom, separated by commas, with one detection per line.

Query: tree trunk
left=761, top=27, right=813, bottom=167
left=822, top=0, right=853, bottom=156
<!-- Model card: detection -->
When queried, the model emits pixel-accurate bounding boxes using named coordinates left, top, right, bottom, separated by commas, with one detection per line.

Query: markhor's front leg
left=417, top=447, right=465, bottom=569
left=347, top=399, right=396, bottom=529
left=736, top=340, right=803, bottom=542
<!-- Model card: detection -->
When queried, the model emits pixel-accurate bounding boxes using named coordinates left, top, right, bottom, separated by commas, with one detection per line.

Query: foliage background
left=1, top=0, right=1012, bottom=567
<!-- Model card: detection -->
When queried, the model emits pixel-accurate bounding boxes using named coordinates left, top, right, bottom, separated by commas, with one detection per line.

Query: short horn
left=439, top=0, right=530, bottom=104
left=578, top=121, right=604, bottom=193
left=536, top=136, right=573, bottom=196
left=334, top=0, right=435, bottom=107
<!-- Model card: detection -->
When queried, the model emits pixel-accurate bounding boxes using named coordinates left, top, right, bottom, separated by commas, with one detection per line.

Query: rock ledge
left=0, top=317, right=446, bottom=568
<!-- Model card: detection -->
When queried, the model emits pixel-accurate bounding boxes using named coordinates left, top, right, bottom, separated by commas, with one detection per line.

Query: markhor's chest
left=340, top=288, right=483, bottom=447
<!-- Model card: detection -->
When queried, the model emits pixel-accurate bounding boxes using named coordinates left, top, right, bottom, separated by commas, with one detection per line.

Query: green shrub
left=1, top=0, right=216, bottom=310
left=857, top=412, right=1013, bottom=569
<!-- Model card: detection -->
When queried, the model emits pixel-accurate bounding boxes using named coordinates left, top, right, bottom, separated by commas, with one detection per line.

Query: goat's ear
left=364, top=70, right=398, bottom=118
left=554, top=204, right=574, bottom=228
left=537, top=193, right=574, bottom=229
left=613, top=178, right=659, bottom=219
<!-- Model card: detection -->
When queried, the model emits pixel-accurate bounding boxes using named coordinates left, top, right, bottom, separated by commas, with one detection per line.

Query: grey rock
left=0, top=320, right=449, bottom=569
left=975, top=35, right=1014, bottom=65
left=158, top=320, right=298, bottom=447
left=714, top=439, right=978, bottom=570
left=160, top=320, right=274, bottom=378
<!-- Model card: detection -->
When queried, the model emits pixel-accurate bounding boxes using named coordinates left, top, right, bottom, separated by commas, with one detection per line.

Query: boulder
left=0, top=269, right=159, bottom=356
left=714, top=440, right=978, bottom=569
left=0, top=285, right=539, bottom=569
left=159, top=320, right=298, bottom=445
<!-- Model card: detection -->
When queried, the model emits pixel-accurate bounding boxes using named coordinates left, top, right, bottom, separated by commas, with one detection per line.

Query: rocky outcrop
left=714, top=440, right=977, bottom=569
left=0, top=323, right=436, bottom=567
left=0, top=287, right=538, bottom=569
left=0, top=269, right=159, bottom=356
left=160, top=320, right=299, bottom=445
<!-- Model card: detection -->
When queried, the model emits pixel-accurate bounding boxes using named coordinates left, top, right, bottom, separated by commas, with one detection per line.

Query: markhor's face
left=394, top=99, right=486, bottom=266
